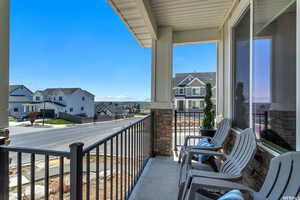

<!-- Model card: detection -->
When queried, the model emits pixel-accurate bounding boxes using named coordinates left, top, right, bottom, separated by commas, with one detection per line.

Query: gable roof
left=173, top=72, right=216, bottom=87
left=36, top=88, right=94, bottom=97
left=9, top=85, right=33, bottom=95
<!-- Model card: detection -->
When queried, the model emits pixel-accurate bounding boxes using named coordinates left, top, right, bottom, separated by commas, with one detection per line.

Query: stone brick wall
left=151, top=109, right=173, bottom=156
left=223, top=130, right=274, bottom=191
left=269, top=110, right=296, bottom=149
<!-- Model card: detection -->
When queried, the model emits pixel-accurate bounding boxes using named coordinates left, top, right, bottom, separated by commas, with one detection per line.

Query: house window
left=200, top=88, right=206, bottom=96
left=81, top=107, right=84, bottom=111
left=59, top=96, right=63, bottom=101
left=192, top=88, right=201, bottom=96
left=14, top=108, right=19, bottom=112
left=82, top=97, right=85, bottom=101
left=232, top=9, right=250, bottom=129
left=70, top=108, right=73, bottom=112
left=36, top=96, right=40, bottom=101
left=179, top=88, right=184, bottom=95
left=252, top=0, right=296, bottom=151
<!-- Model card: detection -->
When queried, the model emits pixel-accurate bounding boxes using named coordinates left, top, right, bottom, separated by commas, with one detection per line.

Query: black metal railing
left=174, top=111, right=203, bottom=149
left=0, top=115, right=152, bottom=200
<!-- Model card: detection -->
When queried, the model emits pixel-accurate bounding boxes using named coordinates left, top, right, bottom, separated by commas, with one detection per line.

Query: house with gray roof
left=9, top=85, right=33, bottom=118
left=24, top=88, right=95, bottom=117
left=173, top=72, right=216, bottom=111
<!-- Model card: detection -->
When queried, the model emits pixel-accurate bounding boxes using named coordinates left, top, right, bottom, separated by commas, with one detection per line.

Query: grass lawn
left=9, top=117, right=16, bottom=122
left=38, top=119, right=78, bottom=125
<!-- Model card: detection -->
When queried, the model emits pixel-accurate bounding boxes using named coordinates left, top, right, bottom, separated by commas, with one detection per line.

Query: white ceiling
left=108, top=0, right=234, bottom=48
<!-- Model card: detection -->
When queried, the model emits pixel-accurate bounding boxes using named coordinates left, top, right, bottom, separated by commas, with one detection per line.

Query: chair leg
left=178, top=149, right=182, bottom=163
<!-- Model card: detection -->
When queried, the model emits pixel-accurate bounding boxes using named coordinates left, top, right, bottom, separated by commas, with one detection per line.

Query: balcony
left=1, top=0, right=300, bottom=199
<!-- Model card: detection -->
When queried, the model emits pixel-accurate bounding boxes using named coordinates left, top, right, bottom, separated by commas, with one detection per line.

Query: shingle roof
left=173, top=72, right=216, bottom=87
left=37, top=88, right=94, bottom=97
left=9, top=85, right=33, bottom=94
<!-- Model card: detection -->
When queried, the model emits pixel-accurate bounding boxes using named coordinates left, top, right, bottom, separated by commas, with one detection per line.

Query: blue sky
left=10, top=0, right=216, bottom=101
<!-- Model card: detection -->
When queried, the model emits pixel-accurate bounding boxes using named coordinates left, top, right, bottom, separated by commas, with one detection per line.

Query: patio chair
left=178, top=118, right=231, bottom=163
left=178, top=128, right=256, bottom=200
left=181, top=151, right=300, bottom=200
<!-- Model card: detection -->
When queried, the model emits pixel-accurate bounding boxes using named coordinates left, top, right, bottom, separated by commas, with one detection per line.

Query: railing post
left=174, top=110, right=178, bottom=151
left=69, top=142, right=84, bottom=200
left=0, top=137, right=9, bottom=200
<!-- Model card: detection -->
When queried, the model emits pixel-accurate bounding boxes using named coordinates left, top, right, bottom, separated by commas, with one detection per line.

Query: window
left=36, top=96, right=40, bottom=101
left=232, top=9, right=250, bottom=129
left=82, top=96, right=85, bottom=101
left=81, top=107, right=84, bottom=111
left=200, top=88, right=206, bottom=96
left=14, top=108, right=19, bottom=112
left=69, top=108, right=73, bottom=112
left=59, top=96, right=63, bottom=101
left=179, top=88, right=184, bottom=95
left=189, top=100, right=200, bottom=109
left=253, top=0, right=296, bottom=151
left=192, top=88, right=201, bottom=96
left=53, top=97, right=56, bottom=101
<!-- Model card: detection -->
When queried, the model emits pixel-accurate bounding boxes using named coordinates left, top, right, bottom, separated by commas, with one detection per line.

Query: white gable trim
left=177, top=75, right=194, bottom=86
left=187, top=77, right=206, bottom=86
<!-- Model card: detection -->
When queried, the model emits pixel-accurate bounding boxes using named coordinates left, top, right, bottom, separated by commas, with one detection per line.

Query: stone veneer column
left=152, top=109, right=173, bottom=156
left=0, top=0, right=10, bottom=144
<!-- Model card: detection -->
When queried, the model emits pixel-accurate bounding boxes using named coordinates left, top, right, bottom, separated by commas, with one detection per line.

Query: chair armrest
left=188, top=145, right=222, bottom=151
left=184, top=136, right=213, bottom=146
left=190, top=170, right=242, bottom=181
left=188, top=149, right=226, bottom=157
left=190, top=177, right=256, bottom=196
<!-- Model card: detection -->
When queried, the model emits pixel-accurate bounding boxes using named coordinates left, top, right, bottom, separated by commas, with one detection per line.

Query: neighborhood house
left=8, top=85, right=33, bottom=118
left=173, top=72, right=216, bottom=111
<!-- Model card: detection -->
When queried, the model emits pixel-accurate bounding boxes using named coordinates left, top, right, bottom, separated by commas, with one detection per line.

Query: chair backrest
left=219, top=128, right=256, bottom=176
left=256, top=152, right=300, bottom=199
left=211, top=118, right=232, bottom=146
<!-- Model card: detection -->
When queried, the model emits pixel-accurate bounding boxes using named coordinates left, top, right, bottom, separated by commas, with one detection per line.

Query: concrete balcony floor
left=129, top=156, right=179, bottom=200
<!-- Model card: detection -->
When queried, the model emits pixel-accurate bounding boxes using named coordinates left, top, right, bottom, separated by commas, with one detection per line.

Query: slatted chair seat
left=178, top=128, right=257, bottom=200
left=178, top=118, right=231, bottom=163
left=181, top=151, right=300, bottom=200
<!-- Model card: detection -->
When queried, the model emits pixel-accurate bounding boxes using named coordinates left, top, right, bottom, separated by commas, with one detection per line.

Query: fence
left=0, top=115, right=152, bottom=200
left=174, top=111, right=203, bottom=149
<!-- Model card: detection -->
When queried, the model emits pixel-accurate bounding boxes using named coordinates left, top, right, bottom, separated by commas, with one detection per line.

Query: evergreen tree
left=203, top=83, right=214, bottom=129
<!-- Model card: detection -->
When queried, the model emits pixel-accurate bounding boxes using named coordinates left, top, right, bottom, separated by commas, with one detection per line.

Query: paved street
left=8, top=117, right=142, bottom=164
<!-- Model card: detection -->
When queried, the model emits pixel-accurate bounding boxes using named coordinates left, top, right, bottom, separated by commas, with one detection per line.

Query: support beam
left=135, top=0, right=158, bottom=40
left=151, top=27, right=173, bottom=109
left=173, top=28, right=219, bottom=45
left=0, top=0, right=9, bottom=130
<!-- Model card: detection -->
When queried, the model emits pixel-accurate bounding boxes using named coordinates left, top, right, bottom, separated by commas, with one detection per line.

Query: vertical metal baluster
left=116, top=135, right=119, bottom=200
left=132, top=125, right=135, bottom=186
left=129, top=127, right=132, bottom=194
left=30, top=153, right=35, bottom=200
left=124, top=129, right=128, bottom=199
left=120, top=131, right=123, bottom=199
left=17, top=152, right=22, bottom=200
left=45, top=155, right=49, bottom=200
left=104, top=142, right=107, bottom=200
left=96, top=146, right=100, bottom=200
left=110, top=138, right=114, bottom=200
left=86, top=152, right=90, bottom=200
left=139, top=122, right=142, bottom=176
left=194, top=112, right=196, bottom=145
left=184, top=112, right=186, bottom=145
left=133, top=124, right=137, bottom=185
left=189, top=111, right=191, bottom=137
left=59, top=156, right=64, bottom=200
